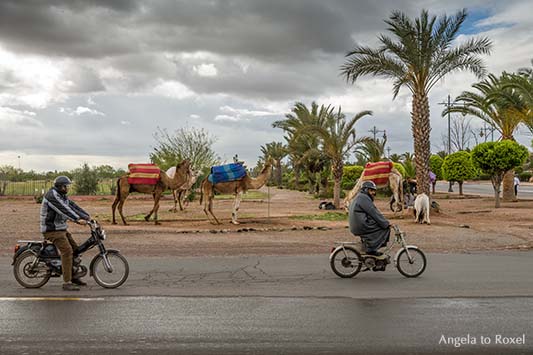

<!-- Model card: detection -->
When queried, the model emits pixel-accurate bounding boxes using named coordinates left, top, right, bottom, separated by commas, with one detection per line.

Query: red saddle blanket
left=127, top=163, right=161, bottom=185
left=360, top=161, right=393, bottom=186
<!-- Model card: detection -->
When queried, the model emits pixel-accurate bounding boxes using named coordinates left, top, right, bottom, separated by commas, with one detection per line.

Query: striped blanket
left=127, top=163, right=161, bottom=185
left=360, top=161, right=393, bottom=186
left=208, top=163, right=246, bottom=184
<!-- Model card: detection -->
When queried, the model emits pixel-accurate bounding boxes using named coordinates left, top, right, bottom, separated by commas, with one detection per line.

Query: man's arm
left=45, top=190, right=81, bottom=222
left=69, top=200, right=90, bottom=220
left=359, top=196, right=390, bottom=229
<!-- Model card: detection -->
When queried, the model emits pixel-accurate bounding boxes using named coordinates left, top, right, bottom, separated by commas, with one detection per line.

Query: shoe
left=71, top=278, right=87, bottom=286
left=62, top=283, right=80, bottom=291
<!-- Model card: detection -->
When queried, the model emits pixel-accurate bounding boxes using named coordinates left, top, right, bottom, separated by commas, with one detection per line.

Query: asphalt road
left=0, top=296, right=530, bottom=354
left=1, top=252, right=532, bottom=354
left=435, top=181, right=533, bottom=198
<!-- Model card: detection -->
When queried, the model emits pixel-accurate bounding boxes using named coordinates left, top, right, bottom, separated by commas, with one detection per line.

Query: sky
left=0, top=0, right=532, bottom=172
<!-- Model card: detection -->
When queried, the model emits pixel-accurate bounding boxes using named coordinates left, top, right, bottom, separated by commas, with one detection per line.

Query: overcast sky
left=1, top=0, right=532, bottom=172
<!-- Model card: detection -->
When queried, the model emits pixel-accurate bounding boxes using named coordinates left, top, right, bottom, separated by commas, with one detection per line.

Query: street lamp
left=479, top=123, right=496, bottom=142
left=17, top=155, right=21, bottom=170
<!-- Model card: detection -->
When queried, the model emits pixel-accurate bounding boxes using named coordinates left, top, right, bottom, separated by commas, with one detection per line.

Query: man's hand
left=77, top=219, right=88, bottom=225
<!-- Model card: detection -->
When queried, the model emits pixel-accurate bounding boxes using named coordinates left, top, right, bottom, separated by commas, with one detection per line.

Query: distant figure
left=429, top=171, right=437, bottom=194
left=514, top=174, right=520, bottom=197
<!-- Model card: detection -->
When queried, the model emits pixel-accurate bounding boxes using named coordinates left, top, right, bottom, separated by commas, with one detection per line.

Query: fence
left=0, top=179, right=117, bottom=196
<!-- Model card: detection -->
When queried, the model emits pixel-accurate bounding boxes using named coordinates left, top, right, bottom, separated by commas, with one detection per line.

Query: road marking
left=0, top=297, right=105, bottom=301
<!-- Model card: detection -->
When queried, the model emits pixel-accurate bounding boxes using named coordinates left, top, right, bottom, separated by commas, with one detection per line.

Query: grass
left=290, top=212, right=347, bottom=221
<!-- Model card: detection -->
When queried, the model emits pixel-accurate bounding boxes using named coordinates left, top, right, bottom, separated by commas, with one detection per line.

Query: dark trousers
left=43, top=230, right=79, bottom=283
left=515, top=185, right=518, bottom=196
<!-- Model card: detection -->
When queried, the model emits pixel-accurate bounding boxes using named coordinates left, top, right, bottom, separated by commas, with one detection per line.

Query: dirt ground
left=1, top=186, right=532, bottom=257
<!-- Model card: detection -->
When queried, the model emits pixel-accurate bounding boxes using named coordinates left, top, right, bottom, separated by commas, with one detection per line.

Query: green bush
left=392, top=162, right=406, bottom=177
left=73, top=163, right=99, bottom=195
left=341, top=165, right=364, bottom=190
left=519, top=171, right=532, bottom=182
left=429, top=155, right=444, bottom=180
left=442, top=151, right=477, bottom=183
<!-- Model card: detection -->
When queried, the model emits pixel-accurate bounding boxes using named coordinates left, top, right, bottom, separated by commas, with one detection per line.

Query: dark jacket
left=349, top=190, right=390, bottom=252
left=40, top=187, right=90, bottom=233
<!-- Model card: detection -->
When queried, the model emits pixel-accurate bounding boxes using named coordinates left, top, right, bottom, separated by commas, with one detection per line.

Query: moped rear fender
left=394, top=245, right=420, bottom=263
left=328, top=244, right=358, bottom=262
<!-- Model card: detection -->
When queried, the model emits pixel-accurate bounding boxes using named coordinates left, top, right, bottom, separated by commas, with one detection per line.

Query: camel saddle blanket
left=127, top=163, right=161, bottom=185
left=208, top=163, right=246, bottom=184
left=360, top=161, right=393, bottom=186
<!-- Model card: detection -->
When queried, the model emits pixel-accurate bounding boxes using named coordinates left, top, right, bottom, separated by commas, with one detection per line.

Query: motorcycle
left=12, top=220, right=129, bottom=289
left=329, top=224, right=427, bottom=278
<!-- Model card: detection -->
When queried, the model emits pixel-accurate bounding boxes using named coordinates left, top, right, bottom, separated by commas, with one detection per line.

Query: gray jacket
left=40, top=188, right=90, bottom=233
left=349, top=190, right=390, bottom=251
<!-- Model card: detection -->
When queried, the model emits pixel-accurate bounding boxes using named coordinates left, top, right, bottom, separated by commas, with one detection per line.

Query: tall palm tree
left=304, top=106, right=372, bottom=208
left=260, top=142, right=287, bottom=188
left=341, top=9, right=492, bottom=195
left=444, top=73, right=531, bottom=200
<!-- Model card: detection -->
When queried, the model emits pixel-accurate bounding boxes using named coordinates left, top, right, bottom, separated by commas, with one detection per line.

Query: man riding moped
left=348, top=181, right=391, bottom=268
left=40, top=176, right=91, bottom=291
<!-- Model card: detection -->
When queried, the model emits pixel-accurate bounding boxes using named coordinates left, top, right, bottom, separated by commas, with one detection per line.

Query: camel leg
left=111, top=194, right=120, bottom=225
left=117, top=192, right=129, bottom=225
left=153, top=193, right=162, bottom=225
left=169, top=190, right=178, bottom=213
left=178, top=190, right=184, bottom=211
left=145, top=192, right=159, bottom=222
left=207, top=194, right=221, bottom=225
left=231, top=191, right=243, bottom=225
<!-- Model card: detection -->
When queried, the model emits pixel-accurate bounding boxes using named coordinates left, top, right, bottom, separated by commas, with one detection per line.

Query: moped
left=330, top=224, right=427, bottom=278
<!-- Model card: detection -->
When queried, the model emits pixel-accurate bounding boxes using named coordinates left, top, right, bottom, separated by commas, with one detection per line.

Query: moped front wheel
left=91, top=251, right=129, bottom=289
left=396, top=247, right=426, bottom=278
left=13, top=250, right=51, bottom=288
left=330, top=246, right=362, bottom=278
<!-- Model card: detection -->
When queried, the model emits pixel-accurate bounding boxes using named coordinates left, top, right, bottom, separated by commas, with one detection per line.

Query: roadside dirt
left=1, top=186, right=532, bottom=257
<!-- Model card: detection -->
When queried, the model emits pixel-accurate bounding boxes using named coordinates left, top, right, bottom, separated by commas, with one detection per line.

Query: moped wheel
left=13, top=250, right=51, bottom=288
left=396, top=247, right=426, bottom=278
left=91, top=251, right=129, bottom=289
left=330, top=246, right=362, bottom=278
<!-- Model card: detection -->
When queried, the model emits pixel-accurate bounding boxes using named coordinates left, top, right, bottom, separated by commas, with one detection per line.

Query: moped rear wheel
left=91, top=251, right=129, bottom=289
left=396, top=247, right=426, bottom=278
left=330, top=246, right=362, bottom=278
left=13, top=250, right=51, bottom=288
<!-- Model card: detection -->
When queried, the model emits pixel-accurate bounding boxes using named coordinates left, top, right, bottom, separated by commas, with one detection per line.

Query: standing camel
left=344, top=165, right=403, bottom=212
left=112, top=159, right=191, bottom=225
left=200, top=158, right=273, bottom=225
left=166, top=165, right=199, bottom=212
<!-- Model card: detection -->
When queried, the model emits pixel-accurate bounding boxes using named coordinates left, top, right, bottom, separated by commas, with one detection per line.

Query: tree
left=429, top=154, right=444, bottom=194
left=260, top=141, right=287, bottom=188
left=341, top=8, right=491, bottom=196
left=445, top=73, right=532, bottom=201
left=441, top=151, right=476, bottom=195
left=353, top=137, right=387, bottom=163
left=0, top=165, right=23, bottom=195
left=341, top=165, right=364, bottom=190
left=471, top=141, right=528, bottom=208
left=303, top=106, right=372, bottom=208
left=150, top=126, right=219, bottom=173
left=389, top=153, right=402, bottom=163
left=73, top=163, right=99, bottom=195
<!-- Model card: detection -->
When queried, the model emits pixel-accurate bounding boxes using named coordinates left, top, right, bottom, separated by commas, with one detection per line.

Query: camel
left=166, top=165, right=199, bottom=212
left=200, top=158, right=273, bottom=225
left=112, top=159, right=191, bottom=225
left=343, top=167, right=404, bottom=212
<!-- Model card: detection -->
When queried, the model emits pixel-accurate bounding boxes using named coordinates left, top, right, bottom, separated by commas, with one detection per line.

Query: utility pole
left=368, top=126, right=387, bottom=141
left=386, top=146, right=392, bottom=159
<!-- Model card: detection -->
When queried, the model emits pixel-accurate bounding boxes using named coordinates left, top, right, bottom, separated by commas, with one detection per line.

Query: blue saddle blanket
left=208, top=163, right=246, bottom=184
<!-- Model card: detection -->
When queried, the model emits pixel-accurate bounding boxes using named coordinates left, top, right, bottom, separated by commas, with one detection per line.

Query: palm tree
left=304, top=106, right=372, bottom=208
left=341, top=9, right=492, bottom=195
left=354, top=137, right=387, bottom=163
left=444, top=73, right=531, bottom=200
left=274, top=102, right=330, bottom=195
left=260, top=142, right=287, bottom=188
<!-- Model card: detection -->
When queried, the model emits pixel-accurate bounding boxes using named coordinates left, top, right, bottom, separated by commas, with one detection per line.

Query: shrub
left=73, top=163, right=99, bottom=195
left=341, top=165, right=364, bottom=190
left=392, top=162, right=406, bottom=177
left=519, top=171, right=532, bottom=182
left=429, top=155, right=444, bottom=180
left=442, top=151, right=477, bottom=195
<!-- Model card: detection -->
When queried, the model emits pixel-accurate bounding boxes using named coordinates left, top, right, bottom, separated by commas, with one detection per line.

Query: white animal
left=413, top=193, right=431, bottom=224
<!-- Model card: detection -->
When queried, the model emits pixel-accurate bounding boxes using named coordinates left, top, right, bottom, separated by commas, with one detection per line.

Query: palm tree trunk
left=276, top=161, right=283, bottom=188
left=332, top=160, right=343, bottom=208
left=412, top=93, right=431, bottom=196
left=502, top=169, right=516, bottom=201
left=294, top=166, right=300, bottom=190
